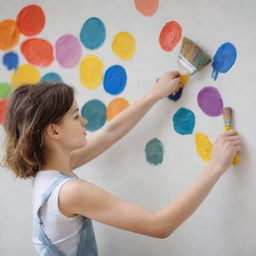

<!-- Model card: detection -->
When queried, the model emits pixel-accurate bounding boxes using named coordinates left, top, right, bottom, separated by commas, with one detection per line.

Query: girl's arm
left=70, top=71, right=181, bottom=170
left=61, top=130, right=242, bottom=238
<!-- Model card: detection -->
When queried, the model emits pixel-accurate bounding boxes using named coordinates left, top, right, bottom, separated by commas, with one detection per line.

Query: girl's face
left=57, top=99, right=88, bottom=151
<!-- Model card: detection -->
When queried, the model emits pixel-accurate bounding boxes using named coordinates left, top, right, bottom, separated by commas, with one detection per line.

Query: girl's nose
left=81, top=116, right=88, bottom=126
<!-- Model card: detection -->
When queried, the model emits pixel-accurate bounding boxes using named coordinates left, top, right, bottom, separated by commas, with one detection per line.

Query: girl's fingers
left=223, top=129, right=238, bottom=136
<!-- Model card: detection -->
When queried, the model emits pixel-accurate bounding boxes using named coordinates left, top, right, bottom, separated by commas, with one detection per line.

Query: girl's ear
left=46, top=123, right=60, bottom=139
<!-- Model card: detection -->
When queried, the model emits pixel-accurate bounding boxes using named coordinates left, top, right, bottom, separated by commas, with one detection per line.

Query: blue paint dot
left=168, top=87, right=183, bottom=101
left=173, top=107, right=195, bottom=135
left=145, top=138, right=164, bottom=166
left=212, top=42, right=237, bottom=81
left=104, top=65, right=127, bottom=95
left=80, top=17, right=106, bottom=50
left=41, top=72, right=63, bottom=82
left=81, top=99, right=106, bottom=132
left=3, top=52, right=19, bottom=70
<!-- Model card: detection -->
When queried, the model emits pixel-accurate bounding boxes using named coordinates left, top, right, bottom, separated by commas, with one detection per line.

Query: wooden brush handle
left=224, top=126, right=239, bottom=165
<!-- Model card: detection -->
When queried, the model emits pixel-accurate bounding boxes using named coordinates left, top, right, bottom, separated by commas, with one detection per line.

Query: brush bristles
left=222, top=107, right=232, bottom=124
left=180, top=37, right=212, bottom=71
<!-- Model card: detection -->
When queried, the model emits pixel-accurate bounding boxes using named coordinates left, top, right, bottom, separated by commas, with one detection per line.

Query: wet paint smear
left=3, top=52, right=19, bottom=70
left=0, top=99, right=8, bottom=124
left=0, top=19, right=20, bottom=50
left=55, top=34, right=82, bottom=68
left=80, top=17, right=106, bottom=50
left=41, top=72, right=62, bottom=82
left=11, top=64, right=40, bottom=87
left=21, top=38, right=54, bottom=67
left=135, top=0, right=159, bottom=17
left=0, top=83, right=12, bottom=99
left=197, top=86, right=223, bottom=117
left=212, top=42, right=237, bottom=80
left=195, top=132, right=213, bottom=162
left=16, top=5, right=45, bottom=36
left=81, top=99, right=106, bottom=132
left=107, top=98, right=129, bottom=121
left=173, top=107, right=195, bottom=135
left=159, top=21, right=182, bottom=52
left=104, top=65, right=127, bottom=95
left=168, top=87, right=183, bottom=101
left=80, top=55, right=104, bottom=89
left=145, top=138, right=164, bottom=166
left=112, top=32, right=136, bottom=60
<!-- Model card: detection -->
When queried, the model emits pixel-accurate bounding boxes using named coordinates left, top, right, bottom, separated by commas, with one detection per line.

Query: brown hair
left=1, top=82, right=75, bottom=179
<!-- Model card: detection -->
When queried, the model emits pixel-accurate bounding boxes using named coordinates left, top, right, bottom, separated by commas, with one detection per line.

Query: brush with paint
left=178, top=37, right=212, bottom=85
left=222, top=107, right=239, bottom=165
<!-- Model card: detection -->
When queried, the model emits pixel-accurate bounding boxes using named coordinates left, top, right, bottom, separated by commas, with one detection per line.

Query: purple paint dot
left=55, top=34, right=82, bottom=68
left=197, top=86, right=223, bottom=117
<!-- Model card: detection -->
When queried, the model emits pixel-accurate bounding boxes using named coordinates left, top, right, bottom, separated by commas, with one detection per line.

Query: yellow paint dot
left=11, top=64, right=40, bottom=88
left=112, top=32, right=136, bottom=60
left=107, top=98, right=129, bottom=121
left=80, top=55, right=104, bottom=89
left=195, top=132, right=213, bottom=162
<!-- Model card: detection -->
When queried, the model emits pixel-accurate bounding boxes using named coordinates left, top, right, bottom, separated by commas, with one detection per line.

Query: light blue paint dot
left=173, top=107, right=195, bottom=135
left=212, top=42, right=237, bottom=81
left=81, top=99, right=106, bottom=132
left=103, top=65, right=127, bottom=95
left=41, top=72, right=63, bottom=82
left=80, top=17, right=106, bottom=50
left=3, top=52, right=19, bottom=70
left=145, top=138, right=164, bottom=166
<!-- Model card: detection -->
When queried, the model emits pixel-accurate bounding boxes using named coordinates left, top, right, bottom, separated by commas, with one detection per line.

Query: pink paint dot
left=55, top=34, right=82, bottom=68
left=135, top=0, right=159, bottom=17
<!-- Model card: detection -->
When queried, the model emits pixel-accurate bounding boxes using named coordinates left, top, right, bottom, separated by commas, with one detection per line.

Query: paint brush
left=222, top=107, right=239, bottom=165
left=178, top=37, right=212, bottom=85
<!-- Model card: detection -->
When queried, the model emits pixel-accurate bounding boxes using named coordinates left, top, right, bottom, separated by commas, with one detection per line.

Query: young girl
left=2, top=71, right=241, bottom=256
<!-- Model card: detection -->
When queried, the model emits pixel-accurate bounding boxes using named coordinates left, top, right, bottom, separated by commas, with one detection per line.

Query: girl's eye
left=74, top=115, right=79, bottom=119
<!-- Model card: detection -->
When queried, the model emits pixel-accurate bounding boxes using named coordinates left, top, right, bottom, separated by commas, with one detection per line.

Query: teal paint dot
left=41, top=72, right=62, bottom=82
left=0, top=83, right=12, bottom=99
left=80, top=17, right=106, bottom=50
left=145, top=138, right=164, bottom=166
left=81, top=99, right=106, bottom=131
left=173, top=107, right=195, bottom=135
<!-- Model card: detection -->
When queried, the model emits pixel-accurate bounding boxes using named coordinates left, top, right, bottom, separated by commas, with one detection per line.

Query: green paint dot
left=145, top=138, right=164, bottom=166
left=0, top=83, right=11, bottom=99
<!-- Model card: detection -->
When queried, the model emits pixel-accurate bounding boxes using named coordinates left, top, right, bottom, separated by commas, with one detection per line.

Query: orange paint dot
left=135, top=0, right=159, bottom=17
left=0, top=99, right=8, bottom=124
left=21, top=38, right=54, bottom=67
left=0, top=19, right=20, bottom=50
left=107, top=98, right=129, bottom=121
left=16, top=5, right=45, bottom=36
left=159, top=21, right=182, bottom=52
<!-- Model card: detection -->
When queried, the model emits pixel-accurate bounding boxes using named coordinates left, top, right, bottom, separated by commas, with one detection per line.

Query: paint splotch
left=16, top=5, right=45, bottom=36
left=0, top=83, right=12, bottom=99
left=0, top=20, right=20, bottom=50
left=11, top=64, right=40, bottom=87
left=3, top=52, right=19, bottom=70
left=81, top=99, right=106, bottom=132
left=159, top=21, right=182, bottom=52
left=0, top=99, right=8, bottom=124
left=135, top=0, right=159, bottom=17
left=197, top=86, right=223, bottom=117
left=104, top=65, right=127, bottom=95
left=80, top=55, right=104, bottom=89
left=107, top=98, right=129, bottom=121
left=112, top=32, right=136, bottom=60
left=80, top=17, right=106, bottom=50
left=145, top=138, right=164, bottom=166
left=168, top=87, right=183, bottom=101
left=212, top=42, right=237, bottom=80
left=195, top=132, right=212, bottom=162
left=41, top=72, right=62, bottom=82
left=21, top=38, right=54, bottom=67
left=173, top=107, right=195, bottom=135
left=55, top=34, right=82, bottom=68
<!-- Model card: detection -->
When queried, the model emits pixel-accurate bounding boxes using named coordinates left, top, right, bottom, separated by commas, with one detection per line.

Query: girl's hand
left=151, top=71, right=182, bottom=100
left=209, top=129, right=242, bottom=175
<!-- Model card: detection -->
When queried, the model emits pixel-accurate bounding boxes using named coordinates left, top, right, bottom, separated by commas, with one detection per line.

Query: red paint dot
left=0, top=99, right=8, bottom=125
left=159, top=21, right=182, bottom=52
left=21, top=38, right=54, bottom=67
left=16, top=5, right=45, bottom=36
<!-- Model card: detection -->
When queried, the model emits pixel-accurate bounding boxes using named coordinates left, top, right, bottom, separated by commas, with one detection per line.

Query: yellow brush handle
left=224, top=126, right=239, bottom=165
left=180, top=74, right=190, bottom=85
